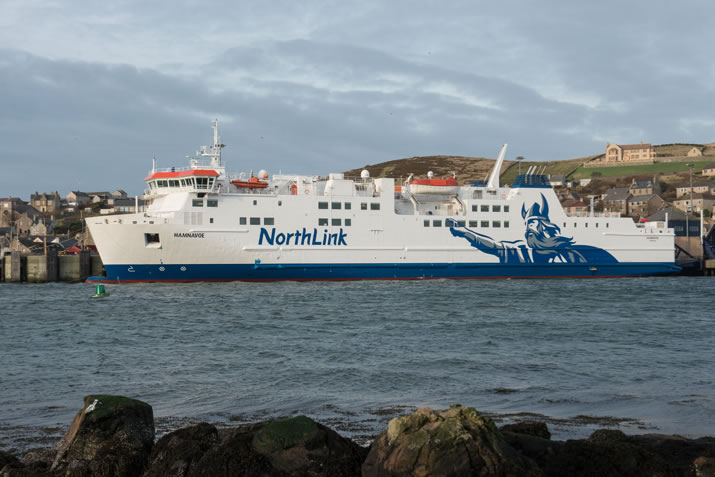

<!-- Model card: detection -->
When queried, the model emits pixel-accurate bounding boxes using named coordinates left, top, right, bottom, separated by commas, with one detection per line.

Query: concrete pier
left=1, top=252, right=103, bottom=283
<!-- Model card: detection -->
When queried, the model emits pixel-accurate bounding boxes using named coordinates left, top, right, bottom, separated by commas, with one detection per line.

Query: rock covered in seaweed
left=50, top=394, right=154, bottom=477
left=362, top=404, right=542, bottom=477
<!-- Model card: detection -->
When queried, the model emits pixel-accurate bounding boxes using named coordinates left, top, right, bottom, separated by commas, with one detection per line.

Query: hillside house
left=0, top=197, right=26, bottom=228
left=629, top=178, right=654, bottom=196
left=111, top=189, right=128, bottom=199
left=591, top=142, right=656, bottom=166
left=66, top=191, right=90, bottom=207
left=687, top=147, right=703, bottom=157
left=627, top=194, right=665, bottom=217
left=673, top=193, right=715, bottom=215
left=702, top=163, right=715, bottom=177
left=562, top=199, right=589, bottom=216
left=647, top=207, right=700, bottom=237
left=602, top=187, right=631, bottom=215
left=30, top=192, right=61, bottom=215
left=2, top=203, right=44, bottom=236
left=676, top=182, right=714, bottom=198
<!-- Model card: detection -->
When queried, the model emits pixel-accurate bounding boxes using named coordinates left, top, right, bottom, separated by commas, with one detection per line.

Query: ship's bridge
left=144, top=168, right=220, bottom=196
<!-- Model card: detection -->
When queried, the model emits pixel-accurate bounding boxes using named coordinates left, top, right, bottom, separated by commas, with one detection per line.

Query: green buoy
left=91, top=284, right=109, bottom=298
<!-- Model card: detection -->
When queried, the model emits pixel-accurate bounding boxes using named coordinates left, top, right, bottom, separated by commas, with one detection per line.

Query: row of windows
left=239, top=217, right=275, bottom=225
left=471, top=204, right=509, bottom=213
left=318, top=201, right=380, bottom=211
left=318, top=218, right=352, bottom=226
left=193, top=199, right=218, bottom=207
left=425, top=220, right=510, bottom=228
left=151, top=177, right=215, bottom=190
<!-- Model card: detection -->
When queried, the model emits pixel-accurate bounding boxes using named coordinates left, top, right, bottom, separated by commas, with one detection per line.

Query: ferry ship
left=86, top=121, right=680, bottom=282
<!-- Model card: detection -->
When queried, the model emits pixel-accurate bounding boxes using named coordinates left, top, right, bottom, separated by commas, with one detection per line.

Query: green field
left=569, top=161, right=714, bottom=179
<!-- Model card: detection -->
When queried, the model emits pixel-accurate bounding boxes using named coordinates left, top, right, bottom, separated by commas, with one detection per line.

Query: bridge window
left=157, top=180, right=168, bottom=188
left=170, top=180, right=180, bottom=187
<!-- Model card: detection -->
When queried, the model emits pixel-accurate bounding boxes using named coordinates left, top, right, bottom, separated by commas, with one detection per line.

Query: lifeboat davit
left=231, top=176, right=269, bottom=189
left=408, top=176, right=459, bottom=195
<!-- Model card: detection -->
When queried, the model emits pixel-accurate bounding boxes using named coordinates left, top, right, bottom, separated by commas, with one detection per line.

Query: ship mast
left=198, top=119, right=225, bottom=168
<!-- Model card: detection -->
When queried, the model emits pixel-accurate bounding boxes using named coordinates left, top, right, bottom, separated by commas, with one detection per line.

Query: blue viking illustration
left=447, top=194, right=618, bottom=264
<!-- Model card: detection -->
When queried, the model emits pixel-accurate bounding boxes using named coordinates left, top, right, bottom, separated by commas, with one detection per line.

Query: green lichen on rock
left=252, top=415, right=318, bottom=454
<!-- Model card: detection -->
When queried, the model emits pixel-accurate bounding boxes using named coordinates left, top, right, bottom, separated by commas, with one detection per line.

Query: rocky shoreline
left=1, top=395, right=713, bottom=477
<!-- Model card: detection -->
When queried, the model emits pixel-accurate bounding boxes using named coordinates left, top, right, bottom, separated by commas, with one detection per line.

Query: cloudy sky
left=1, top=0, right=714, bottom=197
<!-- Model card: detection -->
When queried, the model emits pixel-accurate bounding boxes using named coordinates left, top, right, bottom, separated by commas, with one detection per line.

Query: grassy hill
left=344, top=155, right=506, bottom=184
left=345, top=143, right=715, bottom=185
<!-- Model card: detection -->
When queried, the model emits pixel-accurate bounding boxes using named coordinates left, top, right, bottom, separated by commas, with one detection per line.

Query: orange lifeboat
left=408, top=175, right=459, bottom=195
left=231, top=176, right=269, bottom=189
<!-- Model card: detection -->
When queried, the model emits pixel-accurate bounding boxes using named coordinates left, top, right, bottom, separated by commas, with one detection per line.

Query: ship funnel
left=486, top=144, right=508, bottom=189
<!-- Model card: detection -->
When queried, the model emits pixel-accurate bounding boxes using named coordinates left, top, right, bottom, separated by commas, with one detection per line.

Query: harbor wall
left=1, top=251, right=102, bottom=283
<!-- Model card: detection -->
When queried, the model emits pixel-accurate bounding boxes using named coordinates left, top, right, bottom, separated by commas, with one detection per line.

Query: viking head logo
left=521, top=194, right=572, bottom=249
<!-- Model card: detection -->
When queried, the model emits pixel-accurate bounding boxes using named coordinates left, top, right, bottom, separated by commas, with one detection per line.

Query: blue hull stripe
left=95, top=262, right=681, bottom=282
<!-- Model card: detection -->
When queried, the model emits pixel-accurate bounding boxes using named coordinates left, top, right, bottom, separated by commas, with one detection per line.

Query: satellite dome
left=361, top=170, right=370, bottom=179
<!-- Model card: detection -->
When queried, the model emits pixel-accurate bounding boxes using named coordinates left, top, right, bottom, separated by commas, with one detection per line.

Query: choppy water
left=1, top=277, right=713, bottom=453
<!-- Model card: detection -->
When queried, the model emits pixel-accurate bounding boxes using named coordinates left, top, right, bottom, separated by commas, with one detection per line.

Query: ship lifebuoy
left=304, top=189, right=310, bottom=194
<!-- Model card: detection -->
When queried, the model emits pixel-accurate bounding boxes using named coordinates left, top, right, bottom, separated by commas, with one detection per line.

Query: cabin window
left=209, top=218, right=214, bottom=224
left=504, top=205, right=510, bottom=213
left=469, top=220, right=478, bottom=227
left=250, top=217, right=260, bottom=225
left=424, top=220, right=430, bottom=227
left=574, top=223, right=577, bottom=228
left=345, top=219, right=351, bottom=226
left=504, top=221, right=510, bottom=228
left=331, top=202, right=341, bottom=210
left=596, top=223, right=599, bottom=228
left=318, top=218, right=328, bottom=226
left=361, top=203, right=368, bottom=210
left=207, top=200, right=218, bottom=207
left=239, top=217, right=246, bottom=225
left=192, top=199, right=203, bottom=207
left=457, top=220, right=466, bottom=227
left=492, top=220, right=501, bottom=228
left=492, top=205, right=501, bottom=212
left=180, top=179, right=186, bottom=187
left=481, top=205, right=489, bottom=212
left=264, top=217, right=274, bottom=225
left=481, top=220, right=489, bottom=228
left=158, top=180, right=168, bottom=188
left=253, top=200, right=257, bottom=205
left=318, top=202, right=328, bottom=209
left=473, top=190, right=483, bottom=199
left=332, top=218, right=341, bottom=226
left=208, top=177, right=215, bottom=188
left=585, top=223, right=588, bottom=228
left=606, top=223, right=609, bottom=228
left=278, top=201, right=282, bottom=206
left=472, top=204, right=478, bottom=212
left=170, top=180, right=180, bottom=187
left=432, top=220, right=442, bottom=227
left=344, top=202, right=351, bottom=210
left=371, top=203, right=380, bottom=210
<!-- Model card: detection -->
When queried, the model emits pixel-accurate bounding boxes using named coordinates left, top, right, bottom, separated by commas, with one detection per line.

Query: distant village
left=0, top=190, right=146, bottom=256
left=2, top=142, right=715, bottom=259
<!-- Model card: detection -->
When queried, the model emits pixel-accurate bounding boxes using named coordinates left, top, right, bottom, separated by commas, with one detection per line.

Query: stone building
left=687, top=147, right=703, bottom=157
left=627, top=194, right=665, bottom=218
left=30, top=191, right=61, bottom=215
left=590, top=142, right=656, bottom=166
left=702, top=163, right=715, bottom=177
left=629, top=178, right=655, bottom=196
left=673, top=193, right=715, bottom=215
left=676, top=182, right=715, bottom=198
left=602, top=187, right=631, bottom=215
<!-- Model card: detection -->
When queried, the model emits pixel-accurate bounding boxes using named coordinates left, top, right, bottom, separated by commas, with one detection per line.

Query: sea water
left=0, top=277, right=713, bottom=452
